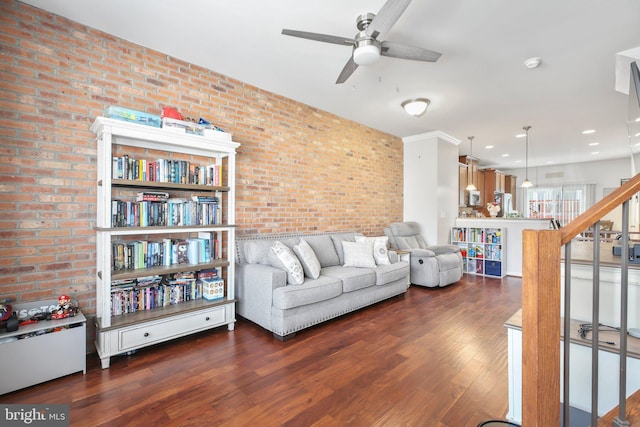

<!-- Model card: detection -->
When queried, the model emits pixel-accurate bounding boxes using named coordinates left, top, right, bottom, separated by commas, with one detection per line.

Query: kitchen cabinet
left=482, top=168, right=506, bottom=204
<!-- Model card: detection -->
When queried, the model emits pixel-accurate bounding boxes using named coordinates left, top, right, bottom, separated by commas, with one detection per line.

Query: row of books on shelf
left=112, top=236, right=220, bottom=271
left=452, top=227, right=503, bottom=244
left=457, top=244, right=502, bottom=260
left=110, top=270, right=224, bottom=316
left=112, top=155, right=223, bottom=187
left=111, top=194, right=221, bottom=227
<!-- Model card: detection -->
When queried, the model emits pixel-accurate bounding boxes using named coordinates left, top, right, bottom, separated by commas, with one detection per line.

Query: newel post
left=522, top=229, right=562, bottom=426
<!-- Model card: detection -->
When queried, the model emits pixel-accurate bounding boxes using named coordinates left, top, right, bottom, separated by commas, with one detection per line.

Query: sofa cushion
left=272, top=275, right=343, bottom=309
left=244, top=240, right=275, bottom=264
left=342, top=241, right=376, bottom=268
left=436, top=252, right=463, bottom=270
left=355, top=235, right=391, bottom=265
left=302, top=234, right=340, bottom=267
left=389, top=221, right=421, bottom=237
left=293, top=239, right=321, bottom=279
left=269, top=241, right=305, bottom=285
left=428, top=244, right=461, bottom=255
left=389, top=222, right=430, bottom=249
left=331, top=234, right=357, bottom=265
left=321, top=265, right=376, bottom=292
left=373, top=262, right=410, bottom=286
left=395, top=235, right=421, bottom=250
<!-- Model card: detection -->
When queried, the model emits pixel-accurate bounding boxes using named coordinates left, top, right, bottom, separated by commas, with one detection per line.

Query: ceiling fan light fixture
left=402, top=98, right=430, bottom=117
left=353, top=44, right=380, bottom=66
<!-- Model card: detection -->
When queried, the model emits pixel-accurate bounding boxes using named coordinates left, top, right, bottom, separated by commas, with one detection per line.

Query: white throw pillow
left=270, top=241, right=304, bottom=285
left=293, top=239, right=321, bottom=279
left=342, top=241, right=376, bottom=268
left=355, top=235, right=391, bottom=266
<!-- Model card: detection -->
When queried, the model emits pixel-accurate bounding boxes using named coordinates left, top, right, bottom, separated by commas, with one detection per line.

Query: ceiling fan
left=281, top=0, right=442, bottom=84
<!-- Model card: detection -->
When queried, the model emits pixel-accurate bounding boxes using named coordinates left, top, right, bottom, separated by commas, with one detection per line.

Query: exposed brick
left=0, top=1, right=404, bottom=353
left=0, top=265, right=35, bottom=275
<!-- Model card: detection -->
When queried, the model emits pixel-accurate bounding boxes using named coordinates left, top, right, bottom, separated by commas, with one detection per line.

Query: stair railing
left=521, top=172, right=640, bottom=426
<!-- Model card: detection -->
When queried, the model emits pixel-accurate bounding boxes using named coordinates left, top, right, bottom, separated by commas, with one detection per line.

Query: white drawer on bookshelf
left=118, top=305, right=228, bottom=351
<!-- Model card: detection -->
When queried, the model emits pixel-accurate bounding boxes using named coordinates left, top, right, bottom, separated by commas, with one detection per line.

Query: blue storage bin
left=485, top=260, right=502, bottom=277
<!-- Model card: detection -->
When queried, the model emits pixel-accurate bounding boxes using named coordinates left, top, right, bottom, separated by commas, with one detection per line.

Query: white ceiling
left=21, top=0, right=640, bottom=170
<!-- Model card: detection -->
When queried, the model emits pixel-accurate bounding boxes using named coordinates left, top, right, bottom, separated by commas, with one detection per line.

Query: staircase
left=521, top=173, right=640, bottom=426
left=597, top=388, right=640, bottom=426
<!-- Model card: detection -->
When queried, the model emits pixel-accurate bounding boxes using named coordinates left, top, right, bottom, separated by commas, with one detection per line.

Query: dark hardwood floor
left=1, top=274, right=522, bottom=426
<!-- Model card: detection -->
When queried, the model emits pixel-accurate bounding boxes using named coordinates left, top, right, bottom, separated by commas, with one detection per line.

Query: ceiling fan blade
left=366, top=0, right=412, bottom=39
left=281, top=29, right=355, bottom=46
left=336, top=56, right=359, bottom=84
left=381, top=41, right=442, bottom=62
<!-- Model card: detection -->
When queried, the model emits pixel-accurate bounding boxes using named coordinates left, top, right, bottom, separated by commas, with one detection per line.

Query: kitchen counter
left=455, top=217, right=551, bottom=276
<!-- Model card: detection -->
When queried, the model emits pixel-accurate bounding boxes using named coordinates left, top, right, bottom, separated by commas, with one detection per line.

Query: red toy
left=161, top=106, right=182, bottom=120
left=50, top=295, right=77, bottom=320
left=0, top=300, right=19, bottom=332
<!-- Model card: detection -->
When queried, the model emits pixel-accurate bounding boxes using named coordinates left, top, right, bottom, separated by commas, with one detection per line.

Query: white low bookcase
left=0, top=299, right=86, bottom=395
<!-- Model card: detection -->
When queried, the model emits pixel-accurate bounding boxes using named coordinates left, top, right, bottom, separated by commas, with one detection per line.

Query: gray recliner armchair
left=384, top=222, right=463, bottom=288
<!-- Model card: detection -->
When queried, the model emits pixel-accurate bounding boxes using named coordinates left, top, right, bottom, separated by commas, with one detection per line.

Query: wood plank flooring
left=1, top=274, right=522, bottom=426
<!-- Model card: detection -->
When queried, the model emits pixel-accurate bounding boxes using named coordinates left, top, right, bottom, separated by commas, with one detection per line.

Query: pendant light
left=465, top=136, right=477, bottom=191
left=521, top=126, right=534, bottom=188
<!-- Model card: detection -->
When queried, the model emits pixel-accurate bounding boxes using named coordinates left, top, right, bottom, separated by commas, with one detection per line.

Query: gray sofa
left=235, top=231, right=410, bottom=340
left=385, top=222, right=463, bottom=288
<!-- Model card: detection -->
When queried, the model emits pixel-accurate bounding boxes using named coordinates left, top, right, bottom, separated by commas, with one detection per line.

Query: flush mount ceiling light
left=402, top=98, right=430, bottom=117
left=521, top=125, right=534, bottom=188
left=524, top=57, right=542, bottom=69
left=465, top=136, right=477, bottom=191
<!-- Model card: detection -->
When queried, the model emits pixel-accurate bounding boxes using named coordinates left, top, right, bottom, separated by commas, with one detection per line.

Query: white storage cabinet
left=0, top=299, right=86, bottom=394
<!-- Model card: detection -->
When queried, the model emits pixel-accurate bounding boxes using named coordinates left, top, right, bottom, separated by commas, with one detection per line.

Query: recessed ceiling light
left=591, top=151, right=600, bottom=155
left=515, top=160, right=522, bottom=163
left=547, top=161, right=554, bottom=164
left=501, top=153, right=510, bottom=157
left=524, top=57, right=542, bottom=69
left=515, top=133, right=526, bottom=138
left=635, top=117, right=640, bottom=123
left=588, top=142, right=600, bottom=146
left=582, top=129, right=596, bottom=135
left=485, top=145, right=494, bottom=149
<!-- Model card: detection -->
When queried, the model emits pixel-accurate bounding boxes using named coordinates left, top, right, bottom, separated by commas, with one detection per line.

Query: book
left=136, top=191, right=169, bottom=202
left=197, top=268, right=219, bottom=280
left=187, top=239, right=200, bottom=265
left=191, top=195, right=219, bottom=202
left=174, top=240, right=189, bottom=264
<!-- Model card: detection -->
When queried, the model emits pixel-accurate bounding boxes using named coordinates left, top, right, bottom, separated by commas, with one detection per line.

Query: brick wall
left=0, top=1, right=403, bottom=345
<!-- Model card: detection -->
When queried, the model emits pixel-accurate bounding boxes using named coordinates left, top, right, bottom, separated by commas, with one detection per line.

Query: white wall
left=403, top=131, right=460, bottom=245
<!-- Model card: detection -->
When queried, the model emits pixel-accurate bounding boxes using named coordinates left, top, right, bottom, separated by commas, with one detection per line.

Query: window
left=524, top=184, right=596, bottom=224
